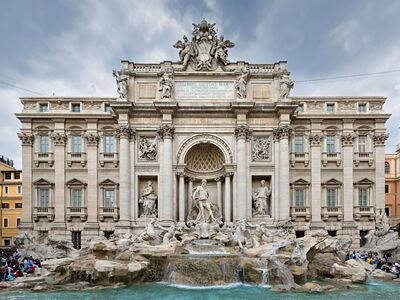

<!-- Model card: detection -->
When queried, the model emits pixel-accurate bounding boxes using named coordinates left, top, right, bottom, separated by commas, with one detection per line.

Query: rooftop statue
left=112, top=69, right=128, bottom=100
left=173, top=19, right=234, bottom=71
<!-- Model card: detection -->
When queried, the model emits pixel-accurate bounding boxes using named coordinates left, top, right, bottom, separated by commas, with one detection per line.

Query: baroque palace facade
left=17, top=20, right=389, bottom=248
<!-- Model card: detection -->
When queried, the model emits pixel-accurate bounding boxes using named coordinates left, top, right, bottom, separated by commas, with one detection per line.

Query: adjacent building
left=0, top=156, right=22, bottom=246
left=16, top=20, right=390, bottom=248
left=385, top=150, right=400, bottom=221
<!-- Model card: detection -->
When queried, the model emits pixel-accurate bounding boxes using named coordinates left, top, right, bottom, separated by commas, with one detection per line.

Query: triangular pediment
left=290, top=178, right=310, bottom=186
left=354, top=178, right=374, bottom=186
left=66, top=178, right=86, bottom=186
left=322, top=178, right=342, bottom=186
left=99, top=179, right=118, bottom=186
left=33, top=178, right=53, bottom=186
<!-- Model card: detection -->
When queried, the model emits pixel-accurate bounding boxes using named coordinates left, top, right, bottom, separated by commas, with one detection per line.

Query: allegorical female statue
left=139, top=181, right=158, bottom=216
left=252, top=180, right=271, bottom=216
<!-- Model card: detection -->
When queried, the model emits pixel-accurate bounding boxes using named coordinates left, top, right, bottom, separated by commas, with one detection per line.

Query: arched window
left=385, top=162, right=390, bottom=174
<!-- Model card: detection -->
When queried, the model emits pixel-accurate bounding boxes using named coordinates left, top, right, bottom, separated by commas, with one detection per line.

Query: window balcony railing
left=354, top=206, right=375, bottom=221
left=33, top=206, right=55, bottom=222
left=34, top=152, right=54, bottom=167
left=66, top=152, right=87, bottom=167
left=321, top=152, right=341, bottom=167
left=66, top=206, right=87, bottom=222
left=99, top=152, right=119, bottom=167
left=354, top=152, right=373, bottom=167
left=321, top=206, right=343, bottom=221
left=99, top=206, right=119, bottom=221
left=290, top=206, right=310, bottom=221
left=290, top=152, right=310, bottom=167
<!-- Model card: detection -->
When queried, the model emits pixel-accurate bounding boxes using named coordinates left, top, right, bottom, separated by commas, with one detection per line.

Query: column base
left=309, top=221, right=325, bottom=230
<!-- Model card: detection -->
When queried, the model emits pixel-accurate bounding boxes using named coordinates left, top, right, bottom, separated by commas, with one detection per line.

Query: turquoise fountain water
left=0, top=280, right=399, bottom=300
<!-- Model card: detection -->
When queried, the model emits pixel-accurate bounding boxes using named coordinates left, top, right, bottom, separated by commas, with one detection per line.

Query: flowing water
left=0, top=280, right=399, bottom=300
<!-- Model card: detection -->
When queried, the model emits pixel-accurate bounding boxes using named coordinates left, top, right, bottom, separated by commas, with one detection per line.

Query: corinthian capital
left=18, top=132, right=34, bottom=146
left=372, top=133, right=389, bottom=146
left=158, top=124, right=175, bottom=140
left=341, top=133, right=356, bottom=146
left=309, top=133, right=322, bottom=146
left=84, top=133, right=100, bottom=146
left=51, top=133, right=67, bottom=146
left=234, top=125, right=252, bottom=140
left=116, top=125, right=135, bottom=140
left=277, top=125, right=292, bottom=139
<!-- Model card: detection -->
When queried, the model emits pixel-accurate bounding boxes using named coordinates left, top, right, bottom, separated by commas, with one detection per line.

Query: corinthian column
left=373, top=133, right=388, bottom=211
left=234, top=125, right=251, bottom=221
left=18, top=132, right=34, bottom=230
left=116, top=125, right=134, bottom=229
left=309, top=133, right=323, bottom=226
left=341, top=133, right=355, bottom=222
left=158, top=124, right=175, bottom=222
left=272, top=129, right=280, bottom=220
left=278, top=125, right=291, bottom=220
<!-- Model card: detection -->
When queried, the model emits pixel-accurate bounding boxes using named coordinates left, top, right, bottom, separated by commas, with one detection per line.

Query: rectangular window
left=17, top=186, right=21, bottom=194
left=104, top=104, right=112, bottom=113
left=104, top=136, right=114, bottom=153
left=358, top=135, right=367, bottom=153
left=39, top=103, right=49, bottom=112
left=71, top=188, right=82, bottom=207
left=359, top=188, right=368, bottom=206
left=3, top=218, right=9, bottom=228
left=104, top=189, right=115, bottom=207
left=385, top=184, right=389, bottom=194
left=358, top=103, right=367, bottom=112
left=326, top=103, right=335, bottom=112
left=1, top=203, right=9, bottom=209
left=294, top=135, right=304, bottom=153
left=71, top=135, right=82, bottom=153
left=72, top=231, right=81, bottom=250
left=15, top=203, right=22, bottom=208
left=14, top=172, right=20, bottom=180
left=295, top=189, right=305, bottom=207
left=4, top=186, right=9, bottom=194
left=326, top=188, right=336, bottom=207
left=16, top=218, right=21, bottom=227
left=39, top=135, right=49, bottom=153
left=3, top=239, right=10, bottom=247
left=4, top=172, right=11, bottom=180
left=326, top=135, right=336, bottom=153
left=38, top=188, right=50, bottom=207
left=71, top=103, right=81, bottom=112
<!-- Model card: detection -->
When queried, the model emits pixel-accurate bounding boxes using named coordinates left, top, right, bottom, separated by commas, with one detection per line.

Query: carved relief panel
left=138, top=136, right=158, bottom=161
left=252, top=136, right=271, bottom=161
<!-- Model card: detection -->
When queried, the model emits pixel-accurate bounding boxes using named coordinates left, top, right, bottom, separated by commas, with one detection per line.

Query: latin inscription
left=175, top=81, right=234, bottom=100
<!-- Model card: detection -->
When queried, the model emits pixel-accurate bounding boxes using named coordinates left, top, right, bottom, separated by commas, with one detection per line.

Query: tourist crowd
left=345, top=251, right=400, bottom=278
left=0, top=251, right=42, bottom=282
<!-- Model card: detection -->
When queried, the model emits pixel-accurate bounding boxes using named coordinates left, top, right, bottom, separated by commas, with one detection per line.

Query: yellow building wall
left=0, top=168, right=23, bottom=246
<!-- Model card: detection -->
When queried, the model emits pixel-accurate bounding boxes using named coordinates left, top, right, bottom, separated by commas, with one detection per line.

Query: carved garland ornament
left=18, top=133, right=34, bottom=146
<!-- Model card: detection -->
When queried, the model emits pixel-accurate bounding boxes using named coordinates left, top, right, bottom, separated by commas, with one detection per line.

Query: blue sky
left=1, top=0, right=400, bottom=168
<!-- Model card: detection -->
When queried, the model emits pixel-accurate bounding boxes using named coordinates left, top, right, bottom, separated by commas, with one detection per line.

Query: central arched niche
left=184, top=142, right=225, bottom=176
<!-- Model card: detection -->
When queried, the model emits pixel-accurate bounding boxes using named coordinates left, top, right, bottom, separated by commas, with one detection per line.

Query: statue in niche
left=279, top=74, right=294, bottom=101
left=252, top=137, right=271, bottom=161
left=139, top=181, right=158, bottom=217
left=139, top=137, right=157, bottom=160
left=235, top=70, right=249, bottom=99
left=158, top=71, right=174, bottom=99
left=187, top=179, right=223, bottom=226
left=112, top=69, right=128, bottom=100
left=252, top=180, right=271, bottom=217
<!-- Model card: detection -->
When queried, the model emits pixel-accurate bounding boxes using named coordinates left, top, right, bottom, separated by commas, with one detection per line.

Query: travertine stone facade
left=16, top=21, right=390, bottom=248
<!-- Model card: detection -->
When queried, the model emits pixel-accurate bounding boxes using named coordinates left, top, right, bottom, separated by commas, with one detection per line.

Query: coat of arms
left=173, top=19, right=235, bottom=71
